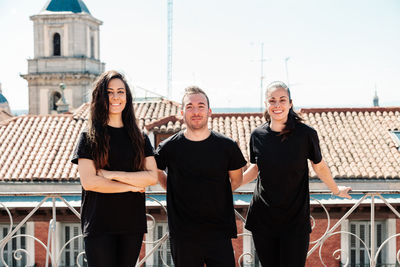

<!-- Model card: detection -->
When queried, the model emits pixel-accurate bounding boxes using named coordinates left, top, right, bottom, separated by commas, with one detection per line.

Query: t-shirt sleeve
left=249, top=133, right=256, bottom=164
left=155, top=141, right=168, bottom=170
left=228, top=140, right=247, bottom=170
left=144, top=134, right=155, bottom=157
left=71, top=131, right=93, bottom=164
left=308, top=128, right=322, bottom=164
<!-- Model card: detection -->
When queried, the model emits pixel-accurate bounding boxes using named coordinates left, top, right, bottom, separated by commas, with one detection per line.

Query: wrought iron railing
left=0, top=190, right=399, bottom=267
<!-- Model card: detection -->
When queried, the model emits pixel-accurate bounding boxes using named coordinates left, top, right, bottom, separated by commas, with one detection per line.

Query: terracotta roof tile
left=147, top=108, right=400, bottom=179
left=0, top=99, right=180, bottom=182
left=1, top=105, right=399, bottom=181
left=301, top=108, right=400, bottom=179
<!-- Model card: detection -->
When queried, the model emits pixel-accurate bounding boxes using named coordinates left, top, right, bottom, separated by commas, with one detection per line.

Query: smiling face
left=107, top=78, right=127, bottom=115
left=181, top=93, right=211, bottom=131
left=265, top=87, right=293, bottom=123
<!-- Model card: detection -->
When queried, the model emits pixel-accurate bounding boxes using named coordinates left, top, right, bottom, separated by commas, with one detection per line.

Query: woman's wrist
left=332, top=187, right=340, bottom=196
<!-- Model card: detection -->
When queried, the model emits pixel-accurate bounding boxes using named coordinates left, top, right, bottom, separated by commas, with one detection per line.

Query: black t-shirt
left=71, top=126, right=154, bottom=237
left=155, top=131, right=247, bottom=240
left=245, top=122, right=322, bottom=236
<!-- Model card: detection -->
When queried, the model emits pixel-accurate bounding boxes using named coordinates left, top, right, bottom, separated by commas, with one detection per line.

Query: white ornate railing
left=0, top=190, right=399, bottom=267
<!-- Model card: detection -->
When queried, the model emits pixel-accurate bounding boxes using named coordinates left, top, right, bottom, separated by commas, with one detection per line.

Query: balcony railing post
left=52, top=197, right=57, bottom=267
left=370, top=194, right=375, bottom=267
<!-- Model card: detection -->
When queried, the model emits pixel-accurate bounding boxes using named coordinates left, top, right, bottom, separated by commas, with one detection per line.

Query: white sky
left=0, top=0, right=399, bottom=111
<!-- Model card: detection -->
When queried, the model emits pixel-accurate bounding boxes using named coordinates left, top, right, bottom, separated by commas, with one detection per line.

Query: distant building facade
left=21, top=0, right=104, bottom=115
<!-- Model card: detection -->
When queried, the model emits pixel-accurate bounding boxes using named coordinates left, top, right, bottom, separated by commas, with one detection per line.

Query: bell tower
left=21, top=0, right=105, bottom=114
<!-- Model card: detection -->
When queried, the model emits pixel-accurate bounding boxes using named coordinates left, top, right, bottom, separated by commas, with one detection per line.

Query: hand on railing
left=333, top=186, right=352, bottom=199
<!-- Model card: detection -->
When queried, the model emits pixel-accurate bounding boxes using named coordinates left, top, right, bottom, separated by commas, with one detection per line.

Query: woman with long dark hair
left=71, top=70, right=157, bottom=267
left=242, top=81, right=351, bottom=267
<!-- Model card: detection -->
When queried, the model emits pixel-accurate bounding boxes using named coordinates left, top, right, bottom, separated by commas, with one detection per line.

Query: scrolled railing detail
left=0, top=202, right=13, bottom=239
left=0, top=190, right=399, bottom=267
left=373, top=232, right=400, bottom=264
left=318, top=231, right=371, bottom=267
left=309, top=197, right=331, bottom=245
left=76, top=251, right=87, bottom=267
left=238, top=252, right=254, bottom=267
left=55, top=234, right=85, bottom=266
left=0, top=234, right=53, bottom=267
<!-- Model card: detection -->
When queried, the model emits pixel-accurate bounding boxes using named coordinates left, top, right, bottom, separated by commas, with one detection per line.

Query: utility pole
left=167, top=0, right=173, bottom=99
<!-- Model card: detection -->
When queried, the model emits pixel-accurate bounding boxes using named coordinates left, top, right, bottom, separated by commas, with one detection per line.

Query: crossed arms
left=78, top=156, right=158, bottom=193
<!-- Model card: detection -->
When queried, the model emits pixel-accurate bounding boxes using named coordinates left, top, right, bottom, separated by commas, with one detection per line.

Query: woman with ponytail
left=242, top=81, right=351, bottom=267
left=71, top=70, right=157, bottom=267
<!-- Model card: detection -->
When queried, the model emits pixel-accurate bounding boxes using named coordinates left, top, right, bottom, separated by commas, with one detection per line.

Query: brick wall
left=233, top=218, right=244, bottom=266
left=397, top=219, right=400, bottom=260
left=306, top=218, right=341, bottom=267
left=34, top=221, right=50, bottom=267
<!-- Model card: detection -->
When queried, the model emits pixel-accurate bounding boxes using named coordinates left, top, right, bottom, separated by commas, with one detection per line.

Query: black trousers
left=170, top=237, right=235, bottom=267
left=84, top=233, right=144, bottom=267
left=252, top=230, right=310, bottom=267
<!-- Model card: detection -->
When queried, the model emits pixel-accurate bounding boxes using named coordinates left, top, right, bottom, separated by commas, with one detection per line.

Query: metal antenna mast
left=259, top=43, right=266, bottom=111
left=167, top=0, right=173, bottom=99
left=285, top=57, right=290, bottom=87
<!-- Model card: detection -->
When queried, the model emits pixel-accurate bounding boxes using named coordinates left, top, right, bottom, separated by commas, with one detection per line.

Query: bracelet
left=332, top=189, right=340, bottom=196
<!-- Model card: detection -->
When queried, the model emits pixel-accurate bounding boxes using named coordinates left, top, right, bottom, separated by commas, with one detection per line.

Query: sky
left=0, top=0, right=399, bottom=112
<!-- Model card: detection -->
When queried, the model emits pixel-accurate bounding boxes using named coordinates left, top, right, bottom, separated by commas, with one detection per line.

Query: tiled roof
left=301, top=108, right=400, bottom=179
left=145, top=113, right=265, bottom=161
left=72, top=98, right=181, bottom=129
left=147, top=108, right=400, bottom=179
left=1, top=104, right=399, bottom=181
left=0, top=99, right=180, bottom=182
left=0, top=115, right=83, bottom=181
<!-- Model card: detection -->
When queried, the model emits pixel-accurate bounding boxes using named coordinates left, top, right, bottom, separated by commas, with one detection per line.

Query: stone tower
left=373, top=89, right=379, bottom=107
left=21, top=0, right=105, bottom=114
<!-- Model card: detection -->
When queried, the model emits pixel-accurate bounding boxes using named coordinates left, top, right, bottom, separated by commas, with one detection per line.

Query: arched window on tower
left=90, top=36, right=95, bottom=59
left=50, top=91, right=62, bottom=112
left=53, top=33, right=61, bottom=56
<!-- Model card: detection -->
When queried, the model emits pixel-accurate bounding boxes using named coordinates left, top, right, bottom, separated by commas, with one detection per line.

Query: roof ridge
left=0, top=113, right=73, bottom=127
left=145, top=115, right=181, bottom=131
left=300, top=107, right=400, bottom=113
left=211, top=112, right=262, bottom=118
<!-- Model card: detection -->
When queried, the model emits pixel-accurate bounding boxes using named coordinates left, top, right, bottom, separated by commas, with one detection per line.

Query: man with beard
left=155, top=86, right=246, bottom=267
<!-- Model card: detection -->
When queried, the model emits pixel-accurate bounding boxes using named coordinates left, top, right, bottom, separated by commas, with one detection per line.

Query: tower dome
left=41, top=0, right=91, bottom=14
left=0, top=83, right=12, bottom=115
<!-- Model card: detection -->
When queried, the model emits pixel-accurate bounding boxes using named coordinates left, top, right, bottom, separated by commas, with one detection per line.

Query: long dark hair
left=88, top=70, right=145, bottom=170
left=263, top=81, right=302, bottom=141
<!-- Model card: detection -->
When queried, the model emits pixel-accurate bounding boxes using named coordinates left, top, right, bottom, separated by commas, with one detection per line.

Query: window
left=349, top=221, right=386, bottom=267
left=53, top=33, right=61, bottom=56
left=0, top=225, right=27, bottom=267
left=60, top=224, right=86, bottom=267
left=50, top=91, right=61, bottom=112
left=153, top=223, right=173, bottom=266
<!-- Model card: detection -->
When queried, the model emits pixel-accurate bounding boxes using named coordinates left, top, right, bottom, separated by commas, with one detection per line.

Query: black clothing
left=245, top=122, right=322, bottom=236
left=170, top=237, right=235, bottom=267
left=84, top=233, right=144, bottom=267
left=252, top=229, right=310, bottom=267
left=155, top=131, right=247, bottom=241
left=71, top=126, right=154, bottom=237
